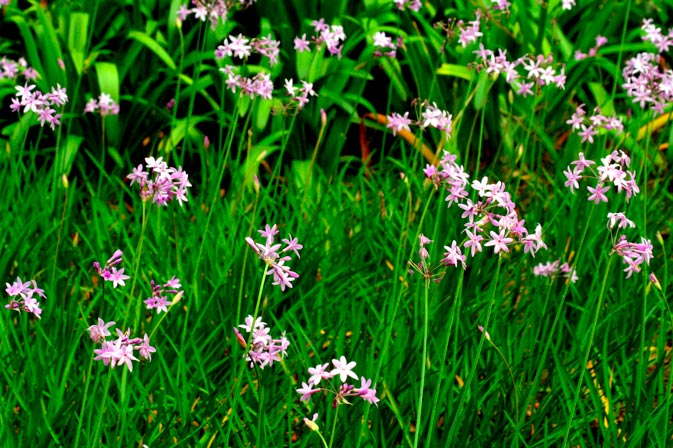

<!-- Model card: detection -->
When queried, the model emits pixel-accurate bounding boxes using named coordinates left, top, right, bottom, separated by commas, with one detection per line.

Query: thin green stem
left=562, top=255, right=615, bottom=446
left=413, top=281, right=430, bottom=448
left=328, top=405, right=340, bottom=448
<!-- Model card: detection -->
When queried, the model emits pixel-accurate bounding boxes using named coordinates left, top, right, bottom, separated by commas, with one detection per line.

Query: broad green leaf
left=128, top=30, right=177, bottom=71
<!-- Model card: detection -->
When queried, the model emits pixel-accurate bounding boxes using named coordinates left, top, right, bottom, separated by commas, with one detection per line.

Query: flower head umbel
left=296, top=355, right=379, bottom=407
left=5, top=277, right=45, bottom=319
left=10, top=82, right=67, bottom=130
left=533, top=259, right=578, bottom=283
left=245, top=224, right=302, bottom=291
left=83, top=92, right=119, bottom=116
left=292, top=19, right=347, bottom=58
left=144, top=277, right=183, bottom=314
left=563, top=150, right=639, bottom=203
left=93, top=249, right=129, bottom=288
left=607, top=213, right=653, bottom=279
left=423, top=151, right=547, bottom=263
left=234, top=315, right=289, bottom=369
left=91, top=325, right=156, bottom=372
left=127, top=157, right=192, bottom=206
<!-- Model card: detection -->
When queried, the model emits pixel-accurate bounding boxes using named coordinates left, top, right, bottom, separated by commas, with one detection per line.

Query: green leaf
left=67, top=12, right=90, bottom=76
left=128, top=30, right=177, bottom=71
left=437, top=63, right=474, bottom=82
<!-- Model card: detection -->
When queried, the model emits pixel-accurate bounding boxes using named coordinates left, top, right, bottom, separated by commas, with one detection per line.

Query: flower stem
left=562, top=254, right=615, bottom=446
left=413, top=280, right=430, bottom=448
left=328, top=405, right=339, bottom=448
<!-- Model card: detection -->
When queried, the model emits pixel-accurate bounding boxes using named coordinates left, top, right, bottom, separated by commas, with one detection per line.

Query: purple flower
left=94, top=250, right=129, bottom=288
left=331, top=356, right=358, bottom=382
left=587, top=183, right=610, bottom=204
left=127, top=158, right=191, bottom=207
left=246, top=225, right=301, bottom=291
left=235, top=315, right=289, bottom=369
left=5, top=277, right=45, bottom=318
left=88, top=318, right=116, bottom=343
left=144, top=277, right=182, bottom=314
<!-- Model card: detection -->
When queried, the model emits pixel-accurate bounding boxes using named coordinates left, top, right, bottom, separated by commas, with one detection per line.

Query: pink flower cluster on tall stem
left=562, top=150, right=639, bottom=202
left=1, top=56, right=37, bottom=80
left=607, top=213, right=653, bottom=279
left=296, top=356, right=379, bottom=407
left=233, top=315, right=289, bottom=369
left=83, top=93, right=119, bottom=116
left=89, top=319, right=156, bottom=372
left=10, top=83, right=67, bottom=130
left=565, top=104, right=623, bottom=144
left=387, top=101, right=453, bottom=139
left=93, top=249, right=130, bottom=288
left=293, top=19, right=347, bottom=58
left=5, top=277, right=45, bottom=318
left=473, top=46, right=566, bottom=97
left=144, top=277, right=183, bottom=314
left=245, top=224, right=302, bottom=291
left=424, top=151, right=547, bottom=262
left=127, top=157, right=192, bottom=206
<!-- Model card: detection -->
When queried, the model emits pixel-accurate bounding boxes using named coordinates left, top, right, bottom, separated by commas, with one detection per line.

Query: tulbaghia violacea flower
left=424, top=151, right=547, bottom=261
left=563, top=150, right=639, bottom=203
left=83, top=92, right=119, bottom=116
left=93, top=249, right=130, bottom=288
left=533, top=259, right=578, bottom=283
left=575, top=36, right=608, bottom=60
left=10, top=82, right=67, bottom=130
left=393, top=0, right=421, bottom=11
left=219, top=66, right=273, bottom=100
left=607, top=213, right=653, bottom=279
left=234, top=315, right=289, bottom=369
left=245, top=224, right=302, bottom=291
left=5, top=277, right=45, bottom=318
left=458, top=11, right=483, bottom=47
left=127, top=157, right=192, bottom=206
left=91, top=324, right=156, bottom=371
left=215, top=33, right=280, bottom=65
left=293, top=19, right=347, bottom=58
left=144, top=277, right=183, bottom=314
left=296, top=356, right=379, bottom=407
left=473, top=46, right=566, bottom=96
left=284, top=79, right=317, bottom=109
left=372, top=31, right=401, bottom=57
left=565, top=104, right=623, bottom=141
left=1, top=56, right=36, bottom=81
left=177, top=0, right=256, bottom=29
left=386, top=102, right=453, bottom=139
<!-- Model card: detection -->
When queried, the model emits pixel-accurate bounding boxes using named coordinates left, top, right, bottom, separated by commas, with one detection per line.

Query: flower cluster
left=10, top=83, right=67, bottom=130
left=620, top=20, right=673, bottom=113
left=296, top=356, right=379, bottom=407
left=372, top=32, right=401, bottom=58
left=387, top=101, right=453, bottom=139
left=294, top=19, right=347, bottom=58
left=575, top=35, right=608, bottom=60
left=458, top=11, right=483, bottom=48
left=89, top=319, right=156, bottom=372
left=84, top=93, right=120, bottom=116
left=144, top=277, right=183, bottom=314
left=473, top=46, right=566, bottom=97
left=608, top=213, right=653, bottom=278
left=1, top=56, right=37, bottom=81
left=177, top=0, right=256, bottom=28
left=393, top=0, right=421, bottom=11
left=245, top=224, right=302, bottom=291
left=0, top=1, right=8, bottom=7
left=5, top=277, right=45, bottom=319
left=562, top=150, right=639, bottom=202
left=93, top=250, right=130, bottom=288
left=565, top=104, right=623, bottom=144
left=562, top=0, right=576, bottom=10
left=641, top=18, right=673, bottom=54
left=233, top=315, right=289, bottom=369
left=220, top=66, right=274, bottom=100
left=424, top=151, right=547, bottom=261
left=127, top=157, right=192, bottom=206
left=491, top=0, right=510, bottom=11
left=215, top=33, right=280, bottom=65
left=283, top=79, right=317, bottom=109
left=533, top=259, right=578, bottom=283
left=407, top=234, right=446, bottom=282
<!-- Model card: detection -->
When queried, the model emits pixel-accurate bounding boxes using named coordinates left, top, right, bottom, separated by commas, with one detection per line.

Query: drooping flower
left=245, top=224, right=301, bottom=291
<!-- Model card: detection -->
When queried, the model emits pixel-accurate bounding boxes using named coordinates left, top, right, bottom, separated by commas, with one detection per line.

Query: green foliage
left=1, top=0, right=673, bottom=447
